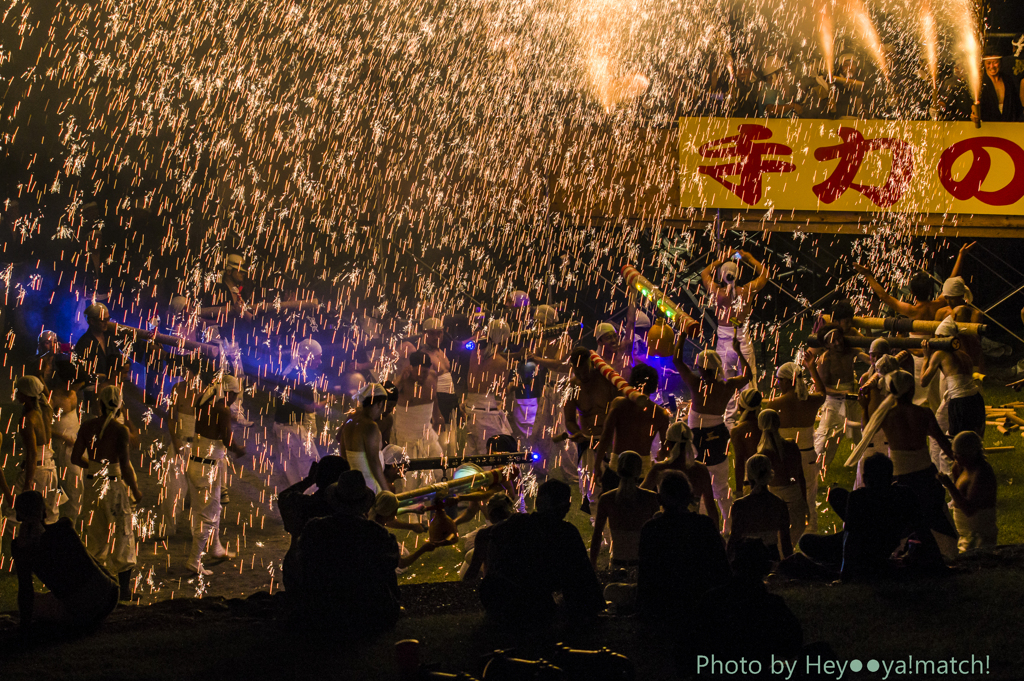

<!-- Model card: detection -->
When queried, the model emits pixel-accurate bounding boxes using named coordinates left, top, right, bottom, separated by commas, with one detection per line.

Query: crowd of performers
left=1, top=238, right=1002, bottom=628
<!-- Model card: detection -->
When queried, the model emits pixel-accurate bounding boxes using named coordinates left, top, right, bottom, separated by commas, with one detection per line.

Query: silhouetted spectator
left=292, top=470, right=401, bottom=632
left=637, top=471, right=729, bottom=621
left=13, top=491, right=119, bottom=631
left=480, top=479, right=604, bottom=620
left=278, top=456, right=349, bottom=593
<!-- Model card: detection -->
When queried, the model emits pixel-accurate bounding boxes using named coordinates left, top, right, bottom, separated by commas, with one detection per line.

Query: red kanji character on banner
left=937, top=137, right=1024, bottom=206
left=812, top=127, right=914, bottom=208
left=697, top=124, right=796, bottom=205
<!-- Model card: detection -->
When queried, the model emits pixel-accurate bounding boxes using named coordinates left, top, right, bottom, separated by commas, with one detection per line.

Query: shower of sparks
left=845, top=0, right=887, bottom=80
left=816, top=0, right=835, bottom=81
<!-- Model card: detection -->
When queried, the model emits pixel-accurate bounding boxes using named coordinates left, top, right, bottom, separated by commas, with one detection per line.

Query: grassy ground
left=2, top=561, right=1024, bottom=680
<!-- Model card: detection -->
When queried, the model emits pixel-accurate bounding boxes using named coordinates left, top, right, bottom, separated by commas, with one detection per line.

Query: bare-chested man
left=814, top=326, right=871, bottom=469
left=526, top=305, right=575, bottom=481
left=32, top=332, right=84, bottom=525
left=564, top=346, right=619, bottom=510
left=938, top=431, right=997, bottom=552
left=393, top=350, right=443, bottom=489
left=728, top=388, right=762, bottom=497
left=11, top=377, right=61, bottom=524
left=593, top=364, right=670, bottom=491
left=184, top=375, right=248, bottom=575
left=853, top=341, right=911, bottom=488
left=397, top=318, right=456, bottom=421
left=71, top=385, right=142, bottom=599
left=765, top=354, right=826, bottom=529
left=338, top=384, right=392, bottom=494
left=674, top=335, right=751, bottom=533
left=641, top=422, right=718, bottom=529
left=854, top=242, right=971, bottom=409
left=757, top=409, right=808, bottom=544
left=935, top=277, right=983, bottom=367
left=464, top=320, right=513, bottom=457
left=701, top=249, right=768, bottom=427
left=590, top=451, right=660, bottom=571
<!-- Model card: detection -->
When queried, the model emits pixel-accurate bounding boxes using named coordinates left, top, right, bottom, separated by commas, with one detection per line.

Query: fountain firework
left=816, top=0, right=835, bottom=81
left=919, top=0, right=939, bottom=94
left=845, top=0, right=888, bottom=80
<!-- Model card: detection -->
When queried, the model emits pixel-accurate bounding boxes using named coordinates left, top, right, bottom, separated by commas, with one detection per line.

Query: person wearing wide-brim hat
left=978, top=45, right=1023, bottom=123
left=290, top=468, right=404, bottom=632
left=326, top=469, right=377, bottom=515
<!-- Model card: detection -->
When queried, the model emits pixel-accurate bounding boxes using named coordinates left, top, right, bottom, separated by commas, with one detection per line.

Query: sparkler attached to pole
left=589, top=350, right=650, bottom=407
left=620, top=264, right=697, bottom=332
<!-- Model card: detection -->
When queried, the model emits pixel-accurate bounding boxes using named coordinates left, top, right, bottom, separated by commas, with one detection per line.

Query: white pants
left=532, top=385, right=577, bottom=483
left=14, top=460, right=63, bottom=525
left=510, top=398, right=538, bottom=446
left=157, top=447, right=189, bottom=539
left=274, top=421, right=316, bottom=487
left=717, top=325, right=756, bottom=428
left=464, top=406, right=513, bottom=457
left=81, top=469, right=136, bottom=575
left=769, top=483, right=808, bottom=545
left=186, top=457, right=226, bottom=569
left=392, top=403, right=443, bottom=491
left=53, top=415, right=83, bottom=525
left=814, top=395, right=861, bottom=468
left=707, top=459, right=733, bottom=534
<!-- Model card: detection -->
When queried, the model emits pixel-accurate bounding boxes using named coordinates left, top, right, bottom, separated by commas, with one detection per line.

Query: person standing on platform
left=701, top=249, right=768, bottom=428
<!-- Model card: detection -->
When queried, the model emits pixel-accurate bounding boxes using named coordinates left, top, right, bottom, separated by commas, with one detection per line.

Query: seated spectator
left=637, top=471, right=729, bottom=621
left=939, top=432, right=997, bottom=551
left=480, top=479, right=604, bottom=620
left=291, top=470, right=404, bottom=633
left=800, top=453, right=942, bottom=581
left=278, top=456, right=349, bottom=594
left=690, top=539, right=803, bottom=666
left=590, top=451, right=660, bottom=572
left=728, top=454, right=793, bottom=562
left=13, top=491, right=119, bottom=631
left=460, top=492, right=516, bottom=580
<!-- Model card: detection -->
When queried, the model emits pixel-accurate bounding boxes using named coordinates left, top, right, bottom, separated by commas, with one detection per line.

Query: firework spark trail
left=0, top=0, right=983, bottom=356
